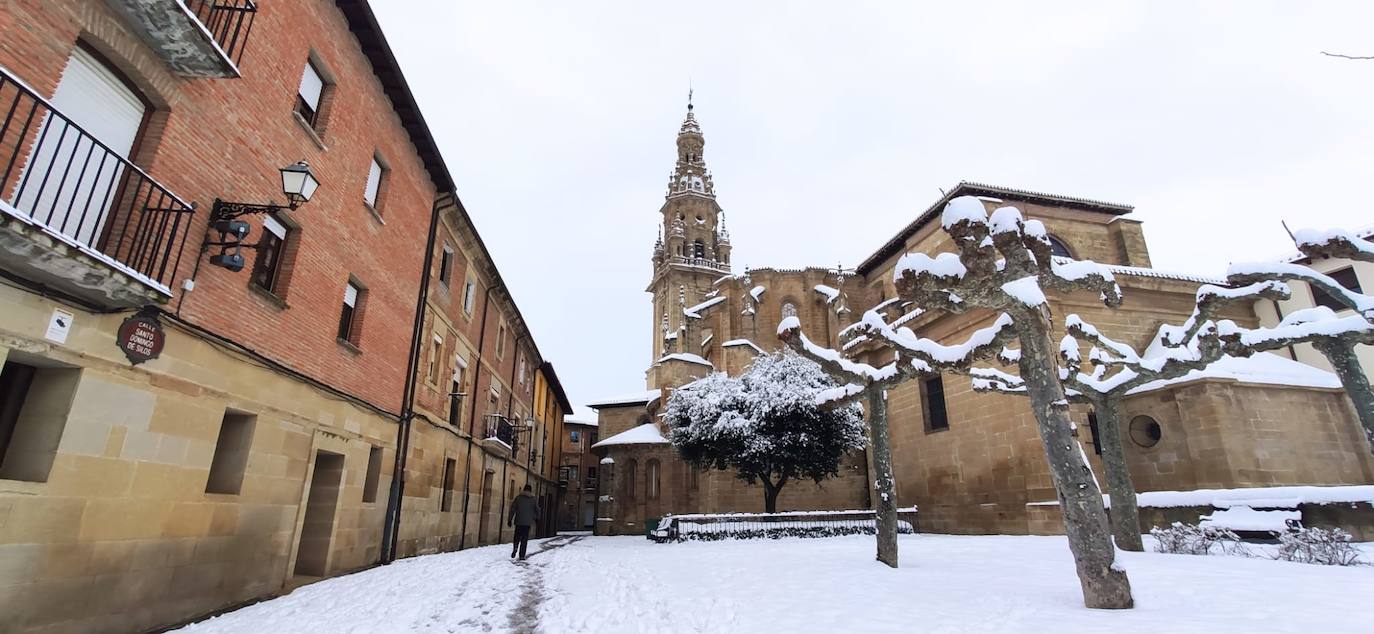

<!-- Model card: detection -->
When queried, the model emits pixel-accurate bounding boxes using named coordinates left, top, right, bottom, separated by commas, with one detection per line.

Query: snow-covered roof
left=1028, top=484, right=1374, bottom=509
left=684, top=296, right=727, bottom=318
left=1128, top=351, right=1341, bottom=395
left=814, top=284, right=840, bottom=303
left=591, top=423, right=670, bottom=448
left=722, top=339, right=765, bottom=354
left=858, top=181, right=1134, bottom=274
left=658, top=353, right=714, bottom=368
left=565, top=417, right=598, bottom=428
left=586, top=389, right=662, bottom=409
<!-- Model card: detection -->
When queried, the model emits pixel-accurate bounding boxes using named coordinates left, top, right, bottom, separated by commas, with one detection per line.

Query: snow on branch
left=1294, top=227, right=1374, bottom=263
left=1229, top=261, right=1374, bottom=321
left=777, top=316, right=916, bottom=407
left=893, top=197, right=1122, bottom=319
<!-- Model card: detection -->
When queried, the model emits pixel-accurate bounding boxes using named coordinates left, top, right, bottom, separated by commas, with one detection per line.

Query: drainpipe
left=458, top=284, right=497, bottom=551
left=381, top=193, right=445, bottom=563
left=497, top=332, right=530, bottom=545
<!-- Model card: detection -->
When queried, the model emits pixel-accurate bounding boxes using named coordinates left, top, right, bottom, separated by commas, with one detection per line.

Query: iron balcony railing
left=484, top=414, right=518, bottom=453
left=184, top=0, right=258, bottom=66
left=0, top=66, right=194, bottom=293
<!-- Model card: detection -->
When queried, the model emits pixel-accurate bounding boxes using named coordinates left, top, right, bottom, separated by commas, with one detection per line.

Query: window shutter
left=344, top=282, right=358, bottom=307
left=364, top=157, right=382, bottom=206
left=298, top=62, right=324, bottom=110
left=262, top=215, right=287, bottom=239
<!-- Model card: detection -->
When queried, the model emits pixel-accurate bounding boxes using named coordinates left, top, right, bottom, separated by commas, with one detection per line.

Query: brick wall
left=4, top=0, right=440, bottom=415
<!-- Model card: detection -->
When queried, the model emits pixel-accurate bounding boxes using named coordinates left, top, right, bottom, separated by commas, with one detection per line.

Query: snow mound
left=1200, top=507, right=1299, bottom=533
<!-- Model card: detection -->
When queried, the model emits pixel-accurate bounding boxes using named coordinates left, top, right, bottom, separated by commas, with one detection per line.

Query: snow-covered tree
left=970, top=281, right=1287, bottom=552
left=852, top=196, right=1134, bottom=609
left=1224, top=227, right=1374, bottom=455
left=663, top=350, right=868, bottom=513
left=777, top=298, right=945, bottom=569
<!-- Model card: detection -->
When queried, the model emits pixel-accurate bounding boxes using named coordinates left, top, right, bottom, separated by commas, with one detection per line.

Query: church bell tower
left=647, top=98, right=732, bottom=381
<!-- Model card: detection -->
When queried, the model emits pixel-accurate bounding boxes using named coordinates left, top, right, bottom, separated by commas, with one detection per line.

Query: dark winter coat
left=508, top=492, right=539, bottom=527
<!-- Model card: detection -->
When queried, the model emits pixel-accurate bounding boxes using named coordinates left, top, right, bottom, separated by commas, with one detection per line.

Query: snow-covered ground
left=178, top=534, right=1374, bottom=633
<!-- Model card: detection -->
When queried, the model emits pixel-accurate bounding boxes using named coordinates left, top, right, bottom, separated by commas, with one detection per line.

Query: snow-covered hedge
left=653, top=509, right=917, bottom=543
left=1274, top=527, right=1363, bottom=566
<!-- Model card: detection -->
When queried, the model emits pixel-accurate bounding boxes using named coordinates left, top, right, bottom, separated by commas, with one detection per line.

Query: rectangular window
left=0, top=360, right=80, bottom=483
left=567, top=465, right=578, bottom=482
left=922, top=375, right=949, bottom=432
left=588, top=466, right=598, bottom=481
left=206, top=412, right=256, bottom=494
left=428, top=334, right=443, bottom=384
left=1312, top=267, right=1362, bottom=312
left=570, top=430, right=581, bottom=444
left=1087, top=412, right=1103, bottom=455
left=295, top=60, right=325, bottom=128
left=589, top=431, right=598, bottom=446
left=517, top=354, right=527, bottom=386
left=339, top=281, right=363, bottom=344
left=362, top=446, right=383, bottom=503
left=496, top=323, right=507, bottom=359
left=463, top=279, right=476, bottom=315
left=363, top=155, right=384, bottom=208
left=441, top=457, right=456, bottom=511
left=450, top=357, right=467, bottom=426
left=439, top=245, right=454, bottom=288
left=250, top=214, right=289, bottom=293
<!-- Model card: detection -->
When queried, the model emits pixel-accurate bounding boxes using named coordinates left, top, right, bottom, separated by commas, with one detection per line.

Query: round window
left=1128, top=415, right=1161, bottom=448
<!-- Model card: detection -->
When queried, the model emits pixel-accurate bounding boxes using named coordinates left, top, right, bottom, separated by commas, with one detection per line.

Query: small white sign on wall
left=45, top=308, right=74, bottom=344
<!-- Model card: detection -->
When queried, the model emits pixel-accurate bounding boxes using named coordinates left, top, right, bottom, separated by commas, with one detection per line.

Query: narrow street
left=175, top=535, right=1374, bottom=633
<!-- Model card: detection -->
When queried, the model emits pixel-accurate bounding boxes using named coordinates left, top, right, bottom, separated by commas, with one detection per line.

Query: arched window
left=623, top=459, right=638, bottom=499
left=647, top=459, right=661, bottom=499
left=781, top=301, right=798, bottom=320
left=1047, top=235, right=1073, bottom=258
left=693, top=240, right=705, bottom=259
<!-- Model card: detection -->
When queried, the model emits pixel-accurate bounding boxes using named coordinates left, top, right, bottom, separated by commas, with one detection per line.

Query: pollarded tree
left=970, top=281, right=1288, bottom=552
left=778, top=301, right=1013, bottom=568
left=663, top=349, right=868, bottom=514
left=1226, top=227, right=1374, bottom=454
left=851, top=195, right=1133, bottom=609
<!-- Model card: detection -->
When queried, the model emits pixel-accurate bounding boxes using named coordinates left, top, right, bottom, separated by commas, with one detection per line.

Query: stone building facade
left=0, top=2, right=569, bottom=632
left=591, top=104, right=1374, bottom=537
left=555, top=418, right=600, bottom=530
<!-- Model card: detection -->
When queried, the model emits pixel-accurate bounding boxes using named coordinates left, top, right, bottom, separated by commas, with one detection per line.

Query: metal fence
left=0, top=67, right=194, bottom=291
left=185, top=0, right=258, bottom=66
left=651, top=508, right=919, bottom=543
left=484, top=414, right=518, bottom=453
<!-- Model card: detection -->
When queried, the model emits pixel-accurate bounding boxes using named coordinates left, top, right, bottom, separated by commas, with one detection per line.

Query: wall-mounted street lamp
left=205, top=161, right=321, bottom=271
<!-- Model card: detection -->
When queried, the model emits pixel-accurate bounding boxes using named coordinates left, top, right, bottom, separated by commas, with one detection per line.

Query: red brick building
left=0, top=1, right=570, bottom=631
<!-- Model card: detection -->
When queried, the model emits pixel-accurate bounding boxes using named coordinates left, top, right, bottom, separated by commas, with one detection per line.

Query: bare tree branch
left=1322, top=51, right=1374, bottom=60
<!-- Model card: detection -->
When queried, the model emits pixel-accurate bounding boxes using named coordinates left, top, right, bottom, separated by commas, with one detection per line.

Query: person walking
left=508, top=484, right=539, bottom=560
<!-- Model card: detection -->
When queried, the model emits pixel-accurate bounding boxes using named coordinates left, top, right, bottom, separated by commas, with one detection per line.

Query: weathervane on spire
left=687, top=79, right=693, bottom=111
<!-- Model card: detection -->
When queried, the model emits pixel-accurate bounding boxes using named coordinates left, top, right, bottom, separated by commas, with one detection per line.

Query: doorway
left=295, top=450, right=344, bottom=577
left=582, top=500, right=595, bottom=529
left=477, top=470, right=494, bottom=545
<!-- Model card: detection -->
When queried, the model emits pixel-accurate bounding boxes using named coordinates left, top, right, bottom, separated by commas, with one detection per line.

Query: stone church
left=589, top=104, right=1374, bottom=537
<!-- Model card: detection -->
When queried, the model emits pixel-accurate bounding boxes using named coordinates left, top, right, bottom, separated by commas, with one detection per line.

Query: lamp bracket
left=211, top=198, right=297, bottom=221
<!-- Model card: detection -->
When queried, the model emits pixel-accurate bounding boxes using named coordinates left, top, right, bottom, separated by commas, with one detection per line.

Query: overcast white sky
left=371, top=1, right=1374, bottom=419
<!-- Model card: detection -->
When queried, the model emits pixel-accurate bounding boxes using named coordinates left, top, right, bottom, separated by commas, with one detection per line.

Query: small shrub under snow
left=1150, top=522, right=1253, bottom=557
left=1271, top=527, right=1363, bottom=566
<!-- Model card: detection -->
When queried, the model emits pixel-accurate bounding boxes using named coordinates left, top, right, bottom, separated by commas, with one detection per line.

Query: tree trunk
left=1315, top=340, right=1374, bottom=455
left=1092, top=402, right=1143, bottom=552
left=1017, top=318, right=1133, bottom=609
left=762, top=474, right=787, bottom=513
left=867, top=390, right=900, bottom=568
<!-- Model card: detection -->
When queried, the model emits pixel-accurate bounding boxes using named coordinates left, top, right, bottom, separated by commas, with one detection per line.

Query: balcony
left=667, top=256, right=730, bottom=274
left=0, top=67, right=194, bottom=308
left=483, top=414, right=518, bottom=456
left=104, top=0, right=257, bottom=78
